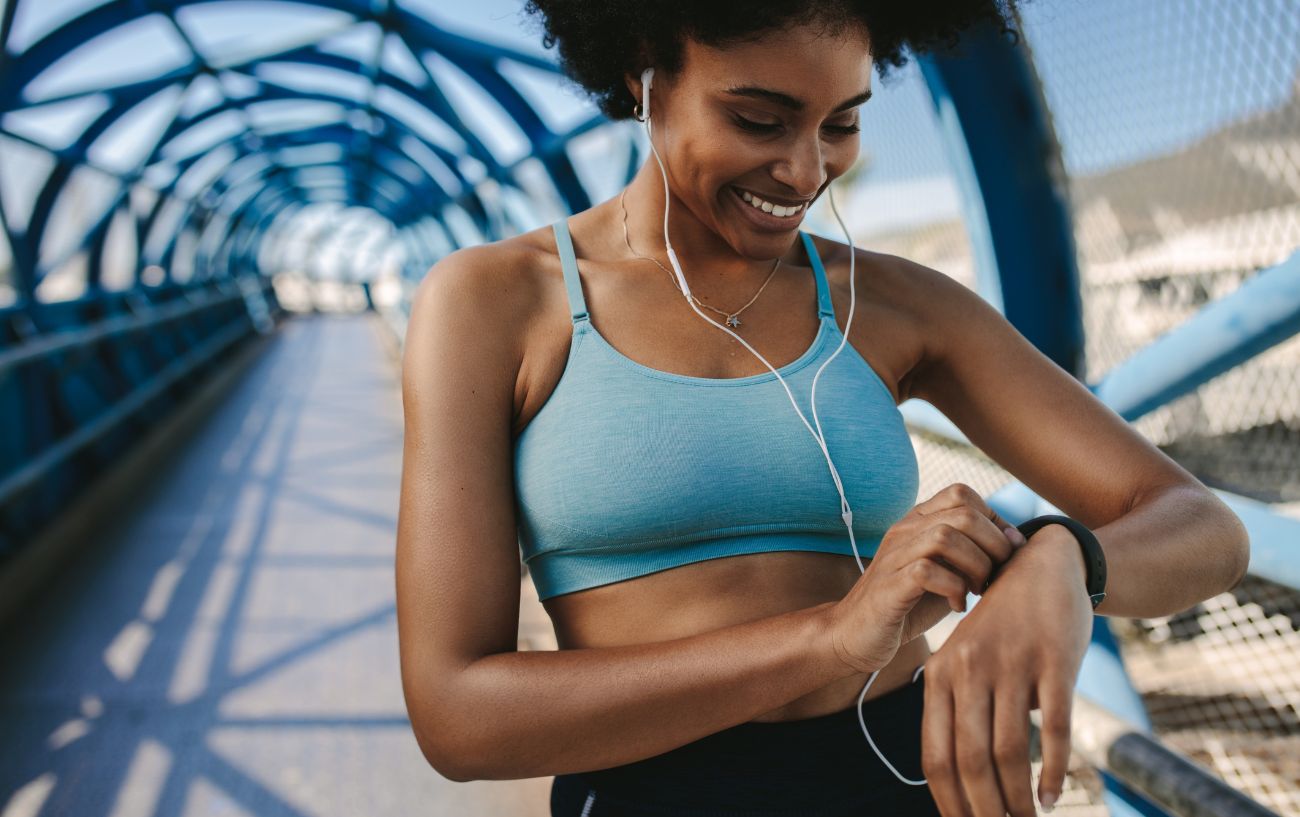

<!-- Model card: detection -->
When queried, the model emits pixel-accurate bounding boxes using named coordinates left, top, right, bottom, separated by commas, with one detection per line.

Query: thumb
left=994, top=512, right=1027, bottom=548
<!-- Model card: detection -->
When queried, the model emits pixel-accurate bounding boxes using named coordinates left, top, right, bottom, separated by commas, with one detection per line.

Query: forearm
left=1019, top=484, right=1250, bottom=619
left=425, top=601, right=858, bottom=781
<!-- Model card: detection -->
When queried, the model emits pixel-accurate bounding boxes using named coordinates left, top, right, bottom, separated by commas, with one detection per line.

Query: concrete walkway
left=0, top=313, right=554, bottom=817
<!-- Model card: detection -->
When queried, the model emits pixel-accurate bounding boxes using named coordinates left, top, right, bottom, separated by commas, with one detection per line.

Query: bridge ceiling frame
left=0, top=0, right=621, bottom=305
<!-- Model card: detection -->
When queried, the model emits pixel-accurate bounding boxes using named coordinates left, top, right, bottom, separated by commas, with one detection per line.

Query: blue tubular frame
left=915, top=19, right=1297, bottom=817
left=0, top=0, right=635, bottom=556
left=0, top=4, right=1293, bottom=814
left=918, top=25, right=1083, bottom=376
left=0, top=0, right=619, bottom=304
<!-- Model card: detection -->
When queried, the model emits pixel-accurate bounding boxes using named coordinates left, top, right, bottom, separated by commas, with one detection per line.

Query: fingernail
left=1040, top=791, right=1057, bottom=812
left=1005, top=525, right=1026, bottom=545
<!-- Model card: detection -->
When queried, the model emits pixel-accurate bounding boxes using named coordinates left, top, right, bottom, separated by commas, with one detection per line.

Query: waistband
left=566, top=669, right=929, bottom=813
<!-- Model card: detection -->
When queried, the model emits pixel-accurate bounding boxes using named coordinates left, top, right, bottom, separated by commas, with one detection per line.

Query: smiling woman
left=390, top=2, right=1156, bottom=817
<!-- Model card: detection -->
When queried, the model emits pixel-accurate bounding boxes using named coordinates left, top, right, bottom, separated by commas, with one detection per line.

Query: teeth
left=738, top=188, right=803, bottom=218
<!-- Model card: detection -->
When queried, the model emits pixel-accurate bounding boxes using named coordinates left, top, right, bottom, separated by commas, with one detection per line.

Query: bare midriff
left=541, top=549, right=931, bottom=723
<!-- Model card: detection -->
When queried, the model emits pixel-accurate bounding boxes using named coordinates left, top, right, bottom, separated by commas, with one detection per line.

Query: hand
left=919, top=527, right=1094, bottom=817
left=823, top=483, right=1026, bottom=675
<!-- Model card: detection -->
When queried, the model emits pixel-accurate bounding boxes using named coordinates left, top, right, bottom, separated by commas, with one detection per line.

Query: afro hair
left=520, top=0, right=1023, bottom=121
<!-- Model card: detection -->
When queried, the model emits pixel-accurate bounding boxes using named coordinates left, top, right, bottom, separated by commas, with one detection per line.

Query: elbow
left=407, top=692, right=524, bottom=782
left=1226, top=510, right=1251, bottom=592
left=400, top=662, right=528, bottom=781
left=1185, top=485, right=1251, bottom=595
left=409, top=711, right=484, bottom=783
left=1199, top=487, right=1251, bottom=593
left=403, top=677, right=488, bottom=782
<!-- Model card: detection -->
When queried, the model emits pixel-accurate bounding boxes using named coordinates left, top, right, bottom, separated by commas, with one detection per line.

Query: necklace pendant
left=726, top=314, right=741, bottom=328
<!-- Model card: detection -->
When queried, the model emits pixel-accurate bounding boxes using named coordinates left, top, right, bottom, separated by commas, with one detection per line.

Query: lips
left=733, top=186, right=809, bottom=209
left=728, top=185, right=806, bottom=230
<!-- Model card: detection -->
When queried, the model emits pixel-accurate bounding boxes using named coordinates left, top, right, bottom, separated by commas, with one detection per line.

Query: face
left=629, top=21, right=873, bottom=258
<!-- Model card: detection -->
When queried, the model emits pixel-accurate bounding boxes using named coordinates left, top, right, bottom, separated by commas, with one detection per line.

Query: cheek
left=830, top=141, right=862, bottom=175
left=674, top=141, right=749, bottom=197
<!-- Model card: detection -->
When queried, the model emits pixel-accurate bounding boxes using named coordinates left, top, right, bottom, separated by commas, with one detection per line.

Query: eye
left=731, top=115, right=780, bottom=133
left=731, top=114, right=860, bottom=137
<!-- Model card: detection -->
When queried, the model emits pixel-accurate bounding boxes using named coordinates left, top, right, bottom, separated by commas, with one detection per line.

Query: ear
left=623, top=42, right=655, bottom=110
left=623, top=70, right=644, bottom=108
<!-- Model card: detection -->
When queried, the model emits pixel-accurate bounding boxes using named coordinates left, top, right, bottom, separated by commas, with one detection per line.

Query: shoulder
left=806, top=233, right=981, bottom=402
left=807, top=231, right=976, bottom=315
left=406, top=227, right=567, bottom=345
left=403, top=229, right=565, bottom=387
left=409, top=232, right=551, bottom=319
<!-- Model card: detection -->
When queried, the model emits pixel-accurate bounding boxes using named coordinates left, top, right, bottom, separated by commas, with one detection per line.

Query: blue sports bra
left=512, top=218, right=920, bottom=601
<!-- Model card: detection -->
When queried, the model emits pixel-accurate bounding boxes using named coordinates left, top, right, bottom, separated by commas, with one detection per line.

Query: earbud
left=634, top=64, right=925, bottom=787
left=640, top=66, right=654, bottom=121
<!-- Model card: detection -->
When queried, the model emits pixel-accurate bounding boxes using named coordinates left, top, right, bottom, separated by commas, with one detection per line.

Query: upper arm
left=395, top=245, right=529, bottom=767
left=898, top=257, right=1201, bottom=528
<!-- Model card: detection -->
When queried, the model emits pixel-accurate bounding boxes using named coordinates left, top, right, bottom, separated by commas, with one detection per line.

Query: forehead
left=680, top=22, right=873, bottom=90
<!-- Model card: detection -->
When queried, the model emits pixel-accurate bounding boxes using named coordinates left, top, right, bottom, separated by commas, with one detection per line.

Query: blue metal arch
left=1, top=0, right=623, bottom=304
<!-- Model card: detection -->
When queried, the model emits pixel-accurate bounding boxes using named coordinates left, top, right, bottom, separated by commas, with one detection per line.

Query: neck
left=618, top=161, right=800, bottom=286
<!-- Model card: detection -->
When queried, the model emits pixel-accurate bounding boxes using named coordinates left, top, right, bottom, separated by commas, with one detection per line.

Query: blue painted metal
left=1095, top=250, right=1300, bottom=422
left=0, top=0, right=635, bottom=553
left=918, top=24, right=1084, bottom=378
left=0, top=5, right=1290, bottom=815
left=1217, top=492, right=1300, bottom=591
left=1, top=0, right=617, bottom=305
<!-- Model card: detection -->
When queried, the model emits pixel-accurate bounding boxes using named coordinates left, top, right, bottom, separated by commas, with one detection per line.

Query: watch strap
left=1015, top=514, right=1108, bottom=610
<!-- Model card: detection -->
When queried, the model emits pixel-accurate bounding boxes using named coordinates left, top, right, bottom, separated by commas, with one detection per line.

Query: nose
left=769, top=135, right=825, bottom=201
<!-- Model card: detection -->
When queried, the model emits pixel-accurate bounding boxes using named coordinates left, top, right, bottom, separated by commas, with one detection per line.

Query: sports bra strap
left=552, top=218, right=589, bottom=324
left=800, top=231, right=836, bottom=319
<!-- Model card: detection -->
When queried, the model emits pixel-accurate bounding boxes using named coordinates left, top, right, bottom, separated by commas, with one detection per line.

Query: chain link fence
left=814, top=0, right=1300, bottom=812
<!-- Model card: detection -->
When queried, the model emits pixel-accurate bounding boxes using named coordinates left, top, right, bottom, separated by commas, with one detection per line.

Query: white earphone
left=637, top=65, right=926, bottom=786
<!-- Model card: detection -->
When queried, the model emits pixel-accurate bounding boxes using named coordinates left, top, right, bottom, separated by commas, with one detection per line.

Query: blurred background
left=0, top=0, right=1297, bottom=815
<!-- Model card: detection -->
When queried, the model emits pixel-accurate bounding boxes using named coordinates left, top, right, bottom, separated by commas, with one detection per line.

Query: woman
left=395, top=2, right=1251, bottom=816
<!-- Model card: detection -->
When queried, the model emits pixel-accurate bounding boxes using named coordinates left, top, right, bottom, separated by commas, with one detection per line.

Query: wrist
left=1016, top=525, right=1089, bottom=590
left=808, top=601, right=880, bottom=680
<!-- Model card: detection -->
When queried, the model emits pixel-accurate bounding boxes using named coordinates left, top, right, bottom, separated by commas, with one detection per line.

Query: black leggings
left=550, top=667, right=941, bottom=816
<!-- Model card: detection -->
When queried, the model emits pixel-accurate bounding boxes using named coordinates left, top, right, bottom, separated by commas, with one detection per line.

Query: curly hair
left=519, top=0, right=1022, bottom=121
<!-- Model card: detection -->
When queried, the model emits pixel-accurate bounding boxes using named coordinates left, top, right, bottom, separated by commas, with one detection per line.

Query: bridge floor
left=0, top=314, right=554, bottom=817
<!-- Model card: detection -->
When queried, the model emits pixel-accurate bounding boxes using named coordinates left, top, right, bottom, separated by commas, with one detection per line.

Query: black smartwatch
left=1015, top=514, right=1108, bottom=610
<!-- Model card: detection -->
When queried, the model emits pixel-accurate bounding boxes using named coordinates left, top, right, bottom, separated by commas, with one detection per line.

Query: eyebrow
left=722, top=85, right=873, bottom=113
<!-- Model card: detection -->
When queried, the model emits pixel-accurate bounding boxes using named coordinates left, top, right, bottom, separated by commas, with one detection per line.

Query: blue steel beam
left=1095, top=251, right=1300, bottom=422
left=918, top=22, right=1083, bottom=377
left=2, top=0, right=613, bottom=297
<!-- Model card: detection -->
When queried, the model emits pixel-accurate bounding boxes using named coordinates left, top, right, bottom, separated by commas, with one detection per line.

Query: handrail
left=1058, top=694, right=1283, bottom=817
left=0, top=285, right=247, bottom=374
left=0, top=304, right=258, bottom=508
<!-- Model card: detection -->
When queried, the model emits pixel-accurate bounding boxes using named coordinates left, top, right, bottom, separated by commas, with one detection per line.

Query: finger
left=921, top=517, right=999, bottom=594
left=953, top=682, right=1006, bottom=817
left=923, top=484, right=1017, bottom=545
left=921, top=671, right=971, bottom=817
left=912, top=483, right=987, bottom=517
left=946, top=506, right=1018, bottom=566
left=912, top=558, right=971, bottom=614
left=1036, top=673, right=1075, bottom=812
left=988, top=508, right=1026, bottom=549
left=992, top=680, right=1036, bottom=817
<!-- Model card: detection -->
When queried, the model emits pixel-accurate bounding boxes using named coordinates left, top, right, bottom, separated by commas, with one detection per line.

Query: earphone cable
left=638, top=67, right=927, bottom=786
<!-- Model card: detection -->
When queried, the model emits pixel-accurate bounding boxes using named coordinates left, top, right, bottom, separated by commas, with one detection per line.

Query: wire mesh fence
left=823, top=1, right=1300, bottom=810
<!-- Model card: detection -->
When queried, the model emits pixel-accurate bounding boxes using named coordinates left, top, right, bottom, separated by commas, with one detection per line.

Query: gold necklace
left=619, top=187, right=780, bottom=329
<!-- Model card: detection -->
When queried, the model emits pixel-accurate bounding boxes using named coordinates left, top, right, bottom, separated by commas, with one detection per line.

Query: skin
left=532, top=23, right=905, bottom=718
left=397, top=17, right=1250, bottom=817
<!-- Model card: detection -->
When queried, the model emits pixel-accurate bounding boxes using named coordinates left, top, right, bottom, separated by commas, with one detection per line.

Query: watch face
left=1090, top=592, right=1107, bottom=609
